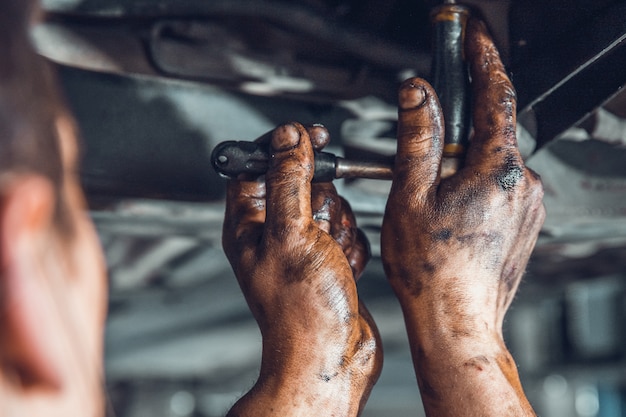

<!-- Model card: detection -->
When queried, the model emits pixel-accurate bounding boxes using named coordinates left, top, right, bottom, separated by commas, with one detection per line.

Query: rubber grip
left=430, top=4, right=471, bottom=155
left=211, top=140, right=336, bottom=182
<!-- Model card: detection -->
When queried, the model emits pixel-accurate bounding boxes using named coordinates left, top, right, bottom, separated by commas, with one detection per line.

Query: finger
left=308, top=124, right=330, bottom=151
left=309, top=124, right=333, bottom=231
left=311, top=187, right=370, bottom=280
left=264, top=122, right=314, bottom=235
left=395, top=78, right=445, bottom=197
left=311, top=182, right=340, bottom=234
left=348, top=228, right=371, bottom=281
left=465, top=18, right=520, bottom=161
left=228, top=123, right=325, bottom=248
left=223, top=179, right=266, bottom=258
left=333, top=196, right=358, bottom=256
left=222, top=127, right=276, bottom=265
left=257, top=124, right=329, bottom=150
left=311, top=183, right=354, bottom=249
left=224, top=128, right=270, bottom=228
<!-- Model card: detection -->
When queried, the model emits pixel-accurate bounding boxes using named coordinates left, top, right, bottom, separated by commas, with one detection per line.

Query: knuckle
left=524, top=168, right=545, bottom=198
left=531, top=179, right=545, bottom=199
left=494, top=82, right=517, bottom=123
left=526, top=166, right=543, bottom=183
left=397, top=124, right=440, bottom=143
left=501, top=123, right=517, bottom=142
left=538, top=203, right=548, bottom=224
left=495, top=77, right=517, bottom=102
left=477, top=43, right=501, bottom=69
left=493, top=154, right=524, bottom=192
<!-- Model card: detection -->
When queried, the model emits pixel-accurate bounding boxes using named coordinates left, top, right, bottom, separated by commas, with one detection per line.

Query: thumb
left=264, top=123, right=314, bottom=237
left=394, top=78, right=445, bottom=199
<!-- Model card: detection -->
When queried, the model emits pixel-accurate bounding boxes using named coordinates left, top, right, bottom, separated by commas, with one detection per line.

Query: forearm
left=397, top=291, right=536, bottom=417
left=226, top=322, right=379, bottom=417
left=226, top=375, right=361, bottom=417
left=410, top=341, right=535, bottom=417
left=226, top=355, right=364, bottom=417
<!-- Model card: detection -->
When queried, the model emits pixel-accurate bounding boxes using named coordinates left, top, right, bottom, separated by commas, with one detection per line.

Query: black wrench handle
left=211, top=140, right=336, bottom=182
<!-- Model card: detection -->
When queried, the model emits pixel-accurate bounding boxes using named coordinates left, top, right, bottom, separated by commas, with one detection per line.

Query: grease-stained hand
left=381, top=19, right=544, bottom=417
left=223, top=123, right=382, bottom=417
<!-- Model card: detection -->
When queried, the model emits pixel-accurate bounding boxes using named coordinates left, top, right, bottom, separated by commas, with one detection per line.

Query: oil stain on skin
left=432, top=228, right=452, bottom=242
left=402, top=266, right=424, bottom=297
left=421, top=262, right=436, bottom=273
left=383, top=258, right=424, bottom=297
left=464, top=355, right=491, bottom=372
left=319, top=371, right=338, bottom=382
left=414, top=347, right=442, bottom=402
left=495, top=154, right=523, bottom=191
left=312, top=196, right=334, bottom=223
left=500, top=261, right=520, bottom=294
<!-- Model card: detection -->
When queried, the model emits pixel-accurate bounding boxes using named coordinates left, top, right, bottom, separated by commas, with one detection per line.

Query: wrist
left=394, top=283, right=508, bottom=372
left=243, top=329, right=377, bottom=417
left=230, top=360, right=361, bottom=417
left=409, top=341, right=534, bottom=417
left=386, top=266, right=503, bottom=335
left=410, top=325, right=506, bottom=365
left=402, top=299, right=502, bottom=348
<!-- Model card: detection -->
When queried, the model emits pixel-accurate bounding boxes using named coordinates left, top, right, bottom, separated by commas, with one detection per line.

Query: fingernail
left=399, top=83, right=426, bottom=110
left=272, top=123, right=301, bottom=151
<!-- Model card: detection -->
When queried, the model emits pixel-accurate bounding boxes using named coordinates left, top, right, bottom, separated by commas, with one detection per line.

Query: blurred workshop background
left=34, top=0, right=626, bottom=416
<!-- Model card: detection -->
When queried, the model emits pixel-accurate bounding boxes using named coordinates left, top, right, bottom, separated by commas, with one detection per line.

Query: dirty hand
left=381, top=19, right=544, bottom=417
left=223, top=123, right=382, bottom=417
